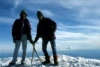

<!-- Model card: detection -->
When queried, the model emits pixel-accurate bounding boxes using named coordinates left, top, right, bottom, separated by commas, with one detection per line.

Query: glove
left=29, top=40, right=36, bottom=46
left=32, top=41, right=36, bottom=46
left=30, top=39, right=34, bottom=44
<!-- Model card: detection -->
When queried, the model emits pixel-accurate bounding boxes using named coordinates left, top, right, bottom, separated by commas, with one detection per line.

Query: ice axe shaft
left=31, top=44, right=43, bottom=64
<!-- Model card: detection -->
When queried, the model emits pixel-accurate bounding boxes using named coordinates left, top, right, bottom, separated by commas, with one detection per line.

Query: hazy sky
left=0, top=0, right=100, bottom=52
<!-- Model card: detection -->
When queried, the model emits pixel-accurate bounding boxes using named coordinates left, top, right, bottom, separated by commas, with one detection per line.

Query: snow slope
left=0, top=55, right=100, bottom=67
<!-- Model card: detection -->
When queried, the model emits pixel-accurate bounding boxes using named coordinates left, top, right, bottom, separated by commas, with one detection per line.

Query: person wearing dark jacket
left=9, top=10, right=33, bottom=66
left=33, top=11, right=58, bottom=65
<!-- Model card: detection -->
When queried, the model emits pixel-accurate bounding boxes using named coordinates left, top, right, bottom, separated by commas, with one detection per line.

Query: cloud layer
left=0, top=0, right=100, bottom=51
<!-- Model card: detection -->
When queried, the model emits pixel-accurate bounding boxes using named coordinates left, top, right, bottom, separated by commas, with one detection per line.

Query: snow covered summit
left=0, top=55, right=100, bottom=67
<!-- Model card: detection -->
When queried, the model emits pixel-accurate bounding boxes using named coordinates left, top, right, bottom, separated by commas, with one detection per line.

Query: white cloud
left=56, top=23, right=100, bottom=50
left=20, top=0, right=57, bottom=4
left=59, top=0, right=100, bottom=9
left=40, top=10, right=54, bottom=17
left=14, top=0, right=20, bottom=8
left=0, top=43, right=14, bottom=53
left=56, top=30, right=89, bottom=39
left=28, top=17, right=38, bottom=24
left=56, top=0, right=100, bottom=25
left=79, top=8, right=90, bottom=18
left=58, top=22, right=100, bottom=32
left=76, top=18, right=100, bottom=25
left=11, top=0, right=100, bottom=26
left=0, top=17, right=15, bottom=24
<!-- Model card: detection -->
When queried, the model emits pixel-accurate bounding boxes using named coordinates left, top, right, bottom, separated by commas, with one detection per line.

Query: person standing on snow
left=9, top=10, right=33, bottom=66
left=32, top=11, right=58, bottom=65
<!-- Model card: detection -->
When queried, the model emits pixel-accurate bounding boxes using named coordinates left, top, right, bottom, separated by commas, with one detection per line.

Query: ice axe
left=31, top=44, right=43, bottom=64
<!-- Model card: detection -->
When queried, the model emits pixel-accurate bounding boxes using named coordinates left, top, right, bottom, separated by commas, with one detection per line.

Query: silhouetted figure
left=9, top=10, right=33, bottom=66
left=33, top=11, right=58, bottom=65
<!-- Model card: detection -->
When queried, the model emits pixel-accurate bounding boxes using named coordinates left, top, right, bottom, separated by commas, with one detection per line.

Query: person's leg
left=10, top=40, right=21, bottom=64
left=42, top=39, right=50, bottom=64
left=50, top=39, right=58, bottom=65
left=21, top=35, right=27, bottom=64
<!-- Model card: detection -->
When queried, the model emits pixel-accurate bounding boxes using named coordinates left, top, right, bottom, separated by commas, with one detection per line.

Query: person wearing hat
left=9, top=10, right=33, bottom=66
left=33, top=11, right=58, bottom=65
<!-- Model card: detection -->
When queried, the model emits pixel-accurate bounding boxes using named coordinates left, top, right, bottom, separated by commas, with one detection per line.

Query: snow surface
left=0, top=55, right=100, bottom=67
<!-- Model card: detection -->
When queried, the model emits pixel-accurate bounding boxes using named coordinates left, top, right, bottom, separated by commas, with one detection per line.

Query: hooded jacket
left=34, top=17, right=57, bottom=42
left=12, top=19, right=32, bottom=41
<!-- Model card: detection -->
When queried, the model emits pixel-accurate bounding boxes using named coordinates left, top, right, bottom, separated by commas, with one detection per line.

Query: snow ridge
left=0, top=55, right=100, bottom=67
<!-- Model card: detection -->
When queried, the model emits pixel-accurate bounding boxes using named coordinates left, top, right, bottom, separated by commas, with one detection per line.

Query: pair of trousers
left=42, top=39, right=57, bottom=58
left=12, top=35, right=27, bottom=63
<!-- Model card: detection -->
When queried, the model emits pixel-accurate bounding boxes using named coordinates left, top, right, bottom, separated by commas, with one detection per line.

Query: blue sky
left=0, top=0, right=100, bottom=52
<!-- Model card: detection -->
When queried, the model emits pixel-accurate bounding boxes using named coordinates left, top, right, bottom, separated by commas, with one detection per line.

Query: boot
left=42, top=56, right=50, bottom=65
left=54, top=61, right=58, bottom=65
left=54, top=55, right=58, bottom=65
left=21, top=62, right=25, bottom=65
left=9, top=62, right=15, bottom=66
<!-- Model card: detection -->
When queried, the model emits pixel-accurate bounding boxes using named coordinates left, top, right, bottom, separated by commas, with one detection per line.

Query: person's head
left=20, top=10, right=28, bottom=20
left=37, top=11, right=44, bottom=20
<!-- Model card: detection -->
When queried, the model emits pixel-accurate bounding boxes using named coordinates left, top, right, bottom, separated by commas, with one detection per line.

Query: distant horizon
left=0, top=46, right=100, bottom=53
left=0, top=49, right=100, bottom=60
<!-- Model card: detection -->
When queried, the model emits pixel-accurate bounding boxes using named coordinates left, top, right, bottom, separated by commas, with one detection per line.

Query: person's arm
left=33, top=34, right=39, bottom=43
left=26, top=19, right=33, bottom=44
left=33, top=23, right=40, bottom=44
left=12, top=19, right=17, bottom=43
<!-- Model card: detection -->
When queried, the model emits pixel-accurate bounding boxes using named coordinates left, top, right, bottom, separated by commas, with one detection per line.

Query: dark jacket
left=12, top=19, right=32, bottom=41
left=34, top=18, right=57, bottom=42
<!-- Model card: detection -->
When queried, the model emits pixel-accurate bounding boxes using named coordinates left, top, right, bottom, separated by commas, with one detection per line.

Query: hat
left=20, top=10, right=28, bottom=16
left=37, top=10, right=43, bottom=16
